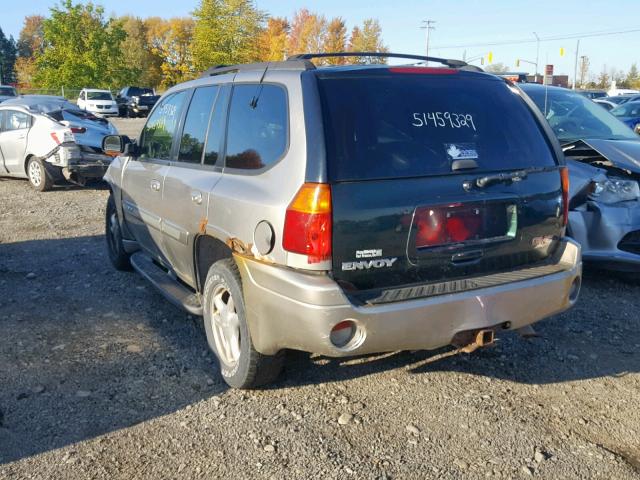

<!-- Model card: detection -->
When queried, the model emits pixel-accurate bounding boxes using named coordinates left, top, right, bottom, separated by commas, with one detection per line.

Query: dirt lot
left=1, top=124, right=639, bottom=478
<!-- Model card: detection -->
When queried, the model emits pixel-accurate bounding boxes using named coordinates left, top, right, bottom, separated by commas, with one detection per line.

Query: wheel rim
left=28, top=160, right=42, bottom=187
left=208, top=285, right=241, bottom=367
left=107, top=211, right=119, bottom=254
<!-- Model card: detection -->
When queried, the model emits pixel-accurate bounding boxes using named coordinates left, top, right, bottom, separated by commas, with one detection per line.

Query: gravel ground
left=1, top=129, right=639, bottom=478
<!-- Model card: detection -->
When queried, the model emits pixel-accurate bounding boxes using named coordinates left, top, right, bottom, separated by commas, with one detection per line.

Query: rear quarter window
left=317, top=72, right=557, bottom=181
left=225, top=84, right=288, bottom=170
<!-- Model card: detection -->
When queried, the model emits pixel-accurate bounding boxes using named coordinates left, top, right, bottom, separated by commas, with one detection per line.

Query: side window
left=204, top=87, right=230, bottom=166
left=140, top=90, right=188, bottom=160
left=178, top=86, right=219, bottom=164
left=4, top=111, right=31, bottom=131
left=225, top=84, right=288, bottom=170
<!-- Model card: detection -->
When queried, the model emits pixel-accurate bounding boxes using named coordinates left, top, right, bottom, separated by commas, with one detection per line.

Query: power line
left=433, top=27, right=640, bottom=50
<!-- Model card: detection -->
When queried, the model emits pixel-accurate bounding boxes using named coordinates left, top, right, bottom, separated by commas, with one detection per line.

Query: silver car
left=521, top=83, right=640, bottom=275
left=103, top=53, right=582, bottom=388
left=0, top=95, right=117, bottom=191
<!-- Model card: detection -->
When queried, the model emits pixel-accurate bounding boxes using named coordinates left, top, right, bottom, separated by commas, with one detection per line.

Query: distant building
left=526, top=74, right=569, bottom=88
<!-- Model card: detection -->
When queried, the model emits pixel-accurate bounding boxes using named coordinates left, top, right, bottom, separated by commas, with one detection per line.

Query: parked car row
left=75, top=86, right=160, bottom=118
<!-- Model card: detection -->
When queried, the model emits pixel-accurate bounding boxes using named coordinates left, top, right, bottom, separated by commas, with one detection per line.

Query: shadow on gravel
left=280, top=269, right=640, bottom=388
left=0, top=235, right=226, bottom=464
left=0, top=175, right=109, bottom=191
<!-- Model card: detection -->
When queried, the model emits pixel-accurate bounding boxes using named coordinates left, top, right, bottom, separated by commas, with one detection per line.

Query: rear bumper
left=45, top=145, right=113, bottom=180
left=236, top=239, right=582, bottom=356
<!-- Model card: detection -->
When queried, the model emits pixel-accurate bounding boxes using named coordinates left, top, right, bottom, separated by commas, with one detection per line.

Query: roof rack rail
left=287, top=52, right=468, bottom=68
left=201, top=60, right=316, bottom=78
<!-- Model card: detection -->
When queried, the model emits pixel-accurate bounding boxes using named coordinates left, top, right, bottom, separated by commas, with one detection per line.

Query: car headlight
left=634, top=123, right=640, bottom=135
left=591, top=177, right=640, bottom=204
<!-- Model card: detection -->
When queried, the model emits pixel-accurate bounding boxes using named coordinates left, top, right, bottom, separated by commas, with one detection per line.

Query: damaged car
left=0, top=95, right=117, bottom=191
left=520, top=83, right=640, bottom=274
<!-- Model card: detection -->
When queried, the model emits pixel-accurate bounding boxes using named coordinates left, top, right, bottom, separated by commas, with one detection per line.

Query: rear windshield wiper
left=467, top=170, right=528, bottom=189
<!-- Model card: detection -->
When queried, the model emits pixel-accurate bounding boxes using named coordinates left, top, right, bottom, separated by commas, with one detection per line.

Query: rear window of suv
left=317, top=71, right=557, bottom=181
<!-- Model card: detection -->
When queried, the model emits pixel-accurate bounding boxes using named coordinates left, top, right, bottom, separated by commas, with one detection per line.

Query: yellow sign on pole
left=487, top=51, right=493, bottom=64
left=559, top=47, right=565, bottom=57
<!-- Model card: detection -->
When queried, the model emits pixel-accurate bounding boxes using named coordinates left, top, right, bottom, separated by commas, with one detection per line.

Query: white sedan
left=77, top=89, right=119, bottom=117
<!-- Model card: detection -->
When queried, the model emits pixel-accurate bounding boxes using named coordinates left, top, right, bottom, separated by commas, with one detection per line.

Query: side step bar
left=130, top=252, right=203, bottom=316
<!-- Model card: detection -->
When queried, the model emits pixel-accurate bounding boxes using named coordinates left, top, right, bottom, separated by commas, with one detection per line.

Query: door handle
left=150, top=179, right=161, bottom=192
left=191, top=191, right=203, bottom=205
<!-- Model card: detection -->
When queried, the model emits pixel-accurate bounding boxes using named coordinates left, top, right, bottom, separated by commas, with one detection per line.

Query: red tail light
left=70, top=127, right=86, bottom=134
left=560, top=167, right=569, bottom=227
left=283, top=183, right=332, bottom=264
left=50, top=132, right=61, bottom=145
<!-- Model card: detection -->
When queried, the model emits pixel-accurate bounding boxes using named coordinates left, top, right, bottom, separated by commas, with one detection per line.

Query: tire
left=26, top=156, right=53, bottom=192
left=105, top=194, right=132, bottom=271
left=202, top=258, right=284, bottom=389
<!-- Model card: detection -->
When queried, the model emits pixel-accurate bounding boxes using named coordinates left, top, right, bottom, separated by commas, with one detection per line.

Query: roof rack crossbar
left=287, top=52, right=467, bottom=68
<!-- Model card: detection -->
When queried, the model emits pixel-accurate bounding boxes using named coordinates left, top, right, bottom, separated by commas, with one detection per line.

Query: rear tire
left=202, top=258, right=284, bottom=389
left=26, top=157, right=53, bottom=192
left=105, top=194, right=132, bottom=271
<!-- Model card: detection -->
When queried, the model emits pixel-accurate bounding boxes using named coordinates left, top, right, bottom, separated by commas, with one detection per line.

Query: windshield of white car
left=611, top=102, right=640, bottom=117
left=86, top=91, right=113, bottom=101
left=523, top=87, right=638, bottom=142
left=0, top=87, right=16, bottom=96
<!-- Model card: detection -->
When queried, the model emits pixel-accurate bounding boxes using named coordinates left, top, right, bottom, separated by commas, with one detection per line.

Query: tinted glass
left=178, top=86, right=218, bottom=163
left=523, top=86, right=637, bottom=142
left=612, top=102, right=640, bottom=117
left=140, top=90, right=188, bottom=160
left=0, top=87, right=16, bottom=96
left=204, top=87, right=230, bottom=166
left=3, top=111, right=31, bottom=131
left=318, top=72, right=556, bottom=181
left=129, top=87, right=154, bottom=97
left=225, top=84, right=287, bottom=169
left=87, top=91, right=113, bottom=100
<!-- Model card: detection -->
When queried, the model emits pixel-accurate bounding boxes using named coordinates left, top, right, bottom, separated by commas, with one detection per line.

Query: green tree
left=119, top=16, right=164, bottom=88
left=626, top=63, right=640, bottom=89
left=347, top=19, right=388, bottom=64
left=34, top=0, right=135, bottom=90
left=191, top=0, right=266, bottom=72
left=596, top=65, right=610, bottom=89
left=0, top=28, right=17, bottom=84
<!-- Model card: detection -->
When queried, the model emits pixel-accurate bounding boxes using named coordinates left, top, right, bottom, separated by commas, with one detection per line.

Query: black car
left=115, top=86, right=160, bottom=118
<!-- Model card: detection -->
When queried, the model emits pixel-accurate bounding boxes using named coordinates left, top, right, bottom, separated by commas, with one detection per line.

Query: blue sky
left=3, top=0, right=639, bottom=80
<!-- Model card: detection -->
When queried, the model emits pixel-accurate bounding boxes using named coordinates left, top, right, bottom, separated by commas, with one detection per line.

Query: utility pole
left=572, top=39, right=580, bottom=90
left=421, top=20, right=436, bottom=65
left=533, top=32, right=540, bottom=80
